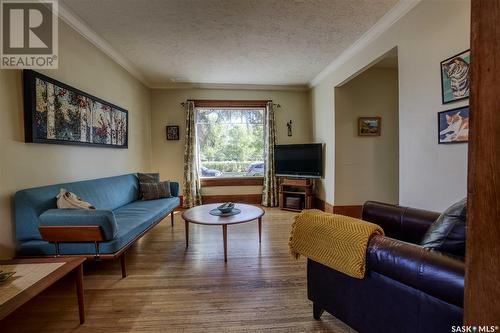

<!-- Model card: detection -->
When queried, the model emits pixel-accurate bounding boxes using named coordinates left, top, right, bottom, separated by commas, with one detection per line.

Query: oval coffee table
left=181, top=203, right=265, bottom=262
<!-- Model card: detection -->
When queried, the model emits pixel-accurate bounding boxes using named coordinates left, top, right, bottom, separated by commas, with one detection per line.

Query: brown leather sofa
left=308, top=201, right=464, bottom=333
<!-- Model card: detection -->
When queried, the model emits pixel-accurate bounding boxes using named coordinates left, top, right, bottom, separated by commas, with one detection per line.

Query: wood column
left=464, top=0, right=500, bottom=324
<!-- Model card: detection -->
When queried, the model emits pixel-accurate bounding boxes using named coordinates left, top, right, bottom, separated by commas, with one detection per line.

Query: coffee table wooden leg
left=75, top=264, right=85, bottom=324
left=185, top=220, right=189, bottom=247
left=222, top=224, right=228, bottom=262
left=258, top=217, right=262, bottom=243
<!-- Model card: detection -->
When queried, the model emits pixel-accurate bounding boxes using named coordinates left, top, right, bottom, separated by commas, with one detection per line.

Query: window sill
left=200, top=177, right=264, bottom=187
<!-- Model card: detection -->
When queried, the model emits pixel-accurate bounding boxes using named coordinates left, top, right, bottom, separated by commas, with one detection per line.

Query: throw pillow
left=56, top=188, right=95, bottom=209
left=138, top=172, right=160, bottom=198
left=141, top=181, right=172, bottom=200
left=420, top=198, right=467, bottom=257
left=138, top=172, right=160, bottom=184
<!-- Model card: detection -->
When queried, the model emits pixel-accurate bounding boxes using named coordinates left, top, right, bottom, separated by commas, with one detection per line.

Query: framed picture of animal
left=438, top=106, right=469, bottom=144
left=440, top=50, right=470, bottom=104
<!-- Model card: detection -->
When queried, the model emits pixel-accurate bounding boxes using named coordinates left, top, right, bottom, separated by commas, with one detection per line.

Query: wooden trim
left=201, top=194, right=262, bottom=205
left=464, top=0, right=500, bottom=324
left=312, top=197, right=334, bottom=213
left=201, top=177, right=263, bottom=187
left=332, top=205, right=363, bottom=219
left=191, top=100, right=269, bottom=108
left=39, top=226, right=105, bottom=242
left=281, top=178, right=311, bottom=186
left=312, top=197, right=362, bottom=218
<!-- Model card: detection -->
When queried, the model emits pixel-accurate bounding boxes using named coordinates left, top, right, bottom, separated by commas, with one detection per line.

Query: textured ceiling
left=62, top=0, right=398, bottom=86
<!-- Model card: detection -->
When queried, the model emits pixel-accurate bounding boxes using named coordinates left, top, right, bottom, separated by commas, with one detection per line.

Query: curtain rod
left=180, top=100, right=281, bottom=108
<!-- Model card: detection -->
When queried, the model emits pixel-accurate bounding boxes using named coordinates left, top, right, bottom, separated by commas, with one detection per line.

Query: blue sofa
left=14, top=174, right=180, bottom=276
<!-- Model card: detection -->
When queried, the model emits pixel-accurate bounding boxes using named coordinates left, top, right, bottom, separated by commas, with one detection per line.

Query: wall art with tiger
left=440, top=50, right=470, bottom=104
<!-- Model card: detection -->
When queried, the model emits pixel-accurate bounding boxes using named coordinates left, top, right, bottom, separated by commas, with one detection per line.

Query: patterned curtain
left=262, top=101, right=279, bottom=207
left=182, top=101, right=202, bottom=208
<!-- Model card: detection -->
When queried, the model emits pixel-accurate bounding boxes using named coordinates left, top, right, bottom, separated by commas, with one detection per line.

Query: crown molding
left=57, top=2, right=151, bottom=87
left=150, top=82, right=310, bottom=92
left=309, top=0, right=421, bottom=87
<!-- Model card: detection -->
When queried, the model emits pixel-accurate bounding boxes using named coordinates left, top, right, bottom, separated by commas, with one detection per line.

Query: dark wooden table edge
left=0, top=257, right=86, bottom=323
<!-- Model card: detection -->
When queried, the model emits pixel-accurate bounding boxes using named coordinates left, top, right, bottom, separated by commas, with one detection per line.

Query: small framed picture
left=438, top=106, right=469, bottom=144
left=358, top=117, right=381, bottom=136
left=166, top=125, right=179, bottom=140
left=440, top=50, right=470, bottom=104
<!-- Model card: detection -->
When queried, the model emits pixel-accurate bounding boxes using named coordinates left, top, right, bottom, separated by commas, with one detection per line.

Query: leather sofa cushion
left=420, top=198, right=467, bottom=257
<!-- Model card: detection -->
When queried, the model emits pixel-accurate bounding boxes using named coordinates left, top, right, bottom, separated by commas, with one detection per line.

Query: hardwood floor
left=1, top=208, right=354, bottom=332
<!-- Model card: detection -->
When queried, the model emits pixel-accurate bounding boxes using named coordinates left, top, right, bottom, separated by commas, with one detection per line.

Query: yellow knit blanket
left=289, top=209, right=384, bottom=279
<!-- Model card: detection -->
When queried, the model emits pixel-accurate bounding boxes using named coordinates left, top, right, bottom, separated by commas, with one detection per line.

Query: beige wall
left=334, top=68, right=399, bottom=205
left=311, top=0, right=470, bottom=211
left=151, top=88, right=312, bottom=195
left=0, top=22, right=152, bottom=259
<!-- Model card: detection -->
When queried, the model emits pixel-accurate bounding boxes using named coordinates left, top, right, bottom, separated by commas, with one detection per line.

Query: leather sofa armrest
left=39, top=209, right=118, bottom=240
left=367, top=235, right=464, bottom=307
left=362, top=201, right=440, bottom=244
left=169, top=181, right=180, bottom=197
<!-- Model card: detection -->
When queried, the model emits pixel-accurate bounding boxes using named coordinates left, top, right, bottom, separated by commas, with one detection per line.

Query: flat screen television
left=274, top=143, right=323, bottom=178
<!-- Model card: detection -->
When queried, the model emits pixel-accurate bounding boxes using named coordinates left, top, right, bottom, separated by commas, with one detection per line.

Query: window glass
left=196, top=108, right=264, bottom=177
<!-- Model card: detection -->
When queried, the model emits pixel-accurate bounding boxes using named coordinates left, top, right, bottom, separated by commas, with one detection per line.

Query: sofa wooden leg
left=120, top=253, right=127, bottom=278
left=313, top=302, right=324, bottom=320
left=171, top=211, right=174, bottom=227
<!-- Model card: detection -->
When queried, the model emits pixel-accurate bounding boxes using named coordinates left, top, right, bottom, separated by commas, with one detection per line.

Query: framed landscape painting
left=441, top=50, right=470, bottom=104
left=438, top=106, right=469, bottom=144
left=23, top=70, right=128, bottom=148
left=358, top=117, right=381, bottom=136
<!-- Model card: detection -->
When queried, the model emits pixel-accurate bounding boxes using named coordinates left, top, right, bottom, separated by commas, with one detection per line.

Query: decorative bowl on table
left=217, top=202, right=235, bottom=213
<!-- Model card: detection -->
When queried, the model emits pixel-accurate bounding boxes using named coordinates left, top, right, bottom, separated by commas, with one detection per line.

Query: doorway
left=334, top=48, right=399, bottom=206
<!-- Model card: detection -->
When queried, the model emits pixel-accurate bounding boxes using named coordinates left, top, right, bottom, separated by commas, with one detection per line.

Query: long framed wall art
left=23, top=70, right=129, bottom=148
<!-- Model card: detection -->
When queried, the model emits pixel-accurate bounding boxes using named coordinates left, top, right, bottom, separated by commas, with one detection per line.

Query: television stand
left=279, top=178, right=313, bottom=212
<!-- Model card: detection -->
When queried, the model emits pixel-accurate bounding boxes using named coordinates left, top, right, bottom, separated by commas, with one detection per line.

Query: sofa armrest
left=169, top=181, right=180, bottom=197
left=367, top=235, right=464, bottom=307
left=362, top=201, right=440, bottom=244
left=39, top=209, right=118, bottom=240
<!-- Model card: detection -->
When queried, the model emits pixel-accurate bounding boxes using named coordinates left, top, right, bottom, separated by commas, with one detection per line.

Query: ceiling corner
left=308, top=0, right=421, bottom=88
left=57, top=2, right=152, bottom=88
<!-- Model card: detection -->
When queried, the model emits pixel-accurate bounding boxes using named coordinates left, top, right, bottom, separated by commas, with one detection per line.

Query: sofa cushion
left=15, top=174, right=139, bottom=241
left=17, top=196, right=180, bottom=256
left=113, top=197, right=178, bottom=225
left=138, top=172, right=160, bottom=199
left=420, top=198, right=467, bottom=257
left=138, top=173, right=160, bottom=183
left=141, top=181, right=172, bottom=200
left=39, top=209, right=118, bottom=240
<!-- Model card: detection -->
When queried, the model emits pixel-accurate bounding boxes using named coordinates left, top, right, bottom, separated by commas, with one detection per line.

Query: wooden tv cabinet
left=279, top=178, right=313, bottom=212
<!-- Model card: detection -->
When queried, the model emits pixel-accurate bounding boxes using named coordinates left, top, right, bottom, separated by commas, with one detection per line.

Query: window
left=196, top=107, right=264, bottom=178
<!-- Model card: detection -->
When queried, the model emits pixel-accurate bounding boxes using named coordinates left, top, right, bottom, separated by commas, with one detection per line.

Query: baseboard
left=313, top=197, right=363, bottom=218
left=332, top=205, right=363, bottom=219
left=312, top=197, right=334, bottom=213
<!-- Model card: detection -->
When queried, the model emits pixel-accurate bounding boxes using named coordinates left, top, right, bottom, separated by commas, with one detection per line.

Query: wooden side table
left=279, top=178, right=313, bottom=212
left=0, top=257, right=86, bottom=324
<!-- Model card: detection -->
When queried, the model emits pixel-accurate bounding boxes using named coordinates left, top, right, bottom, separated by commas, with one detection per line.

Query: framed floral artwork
left=23, top=70, right=128, bottom=148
